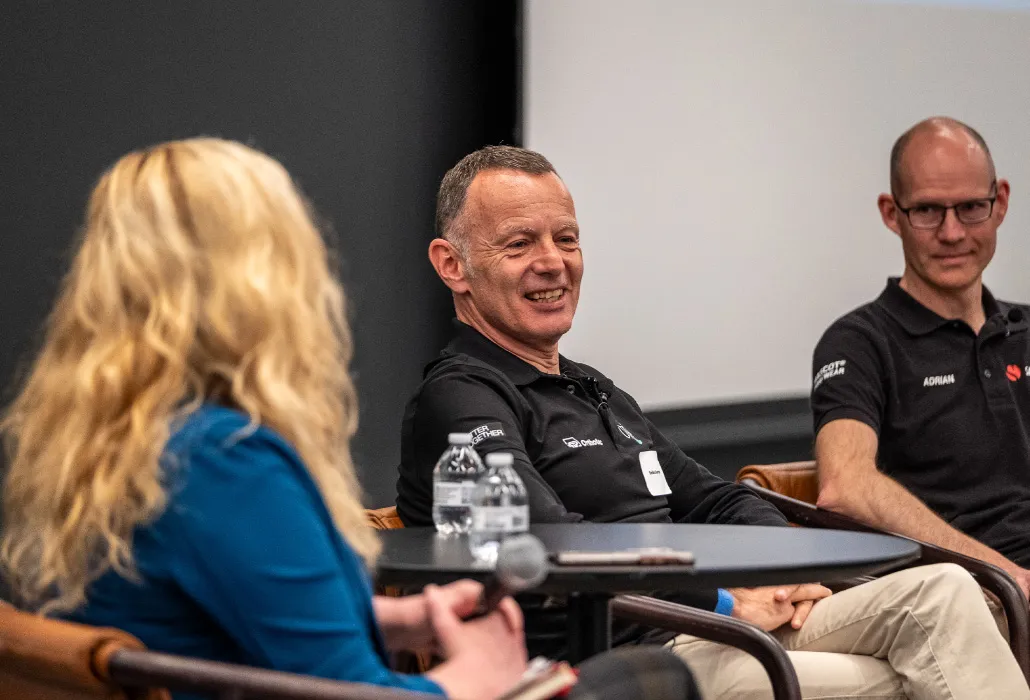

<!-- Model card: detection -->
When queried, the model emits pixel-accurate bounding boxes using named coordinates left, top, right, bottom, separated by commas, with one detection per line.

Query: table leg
left=567, top=592, right=612, bottom=664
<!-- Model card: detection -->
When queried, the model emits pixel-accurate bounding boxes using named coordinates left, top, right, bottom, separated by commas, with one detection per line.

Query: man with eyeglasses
left=397, top=144, right=1030, bottom=699
left=810, top=116, right=1030, bottom=597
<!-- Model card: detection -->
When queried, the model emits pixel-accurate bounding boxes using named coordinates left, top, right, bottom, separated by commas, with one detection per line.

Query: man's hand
left=1005, top=567, right=1030, bottom=600
left=728, top=583, right=833, bottom=632
left=786, top=583, right=833, bottom=629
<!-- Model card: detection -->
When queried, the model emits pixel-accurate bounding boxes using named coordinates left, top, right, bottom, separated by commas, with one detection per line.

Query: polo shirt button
left=984, top=369, right=992, bottom=378
left=567, top=385, right=575, bottom=393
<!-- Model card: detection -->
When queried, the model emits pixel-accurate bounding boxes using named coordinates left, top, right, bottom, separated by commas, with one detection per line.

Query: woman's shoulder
left=169, top=404, right=264, bottom=447
left=163, top=404, right=306, bottom=490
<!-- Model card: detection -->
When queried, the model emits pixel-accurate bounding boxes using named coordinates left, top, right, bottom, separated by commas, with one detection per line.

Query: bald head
left=890, top=117, right=995, bottom=199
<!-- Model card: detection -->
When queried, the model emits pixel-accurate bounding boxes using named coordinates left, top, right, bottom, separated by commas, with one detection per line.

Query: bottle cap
left=485, top=452, right=514, bottom=468
left=447, top=432, right=472, bottom=446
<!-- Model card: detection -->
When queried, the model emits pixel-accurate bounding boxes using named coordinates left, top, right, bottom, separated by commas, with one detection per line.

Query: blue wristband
left=715, top=588, right=735, bottom=616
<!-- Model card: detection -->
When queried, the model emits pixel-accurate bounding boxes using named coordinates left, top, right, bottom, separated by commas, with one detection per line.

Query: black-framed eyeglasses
left=894, top=180, right=997, bottom=229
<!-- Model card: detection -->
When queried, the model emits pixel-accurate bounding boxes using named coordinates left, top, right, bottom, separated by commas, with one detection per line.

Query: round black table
left=375, top=523, right=921, bottom=662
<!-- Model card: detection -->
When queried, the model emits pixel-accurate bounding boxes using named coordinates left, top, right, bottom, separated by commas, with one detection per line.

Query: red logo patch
left=1006, top=364, right=1022, bottom=382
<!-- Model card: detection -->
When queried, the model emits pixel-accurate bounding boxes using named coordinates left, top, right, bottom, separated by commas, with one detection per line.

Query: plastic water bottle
left=469, top=452, right=529, bottom=564
left=432, top=433, right=486, bottom=535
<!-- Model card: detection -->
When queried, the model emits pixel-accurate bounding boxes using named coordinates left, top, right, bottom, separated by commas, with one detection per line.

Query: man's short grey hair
left=890, top=116, right=995, bottom=199
left=435, top=145, right=557, bottom=259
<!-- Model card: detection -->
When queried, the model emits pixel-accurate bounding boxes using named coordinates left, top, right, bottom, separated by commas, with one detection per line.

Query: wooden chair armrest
left=610, top=594, right=801, bottom=700
left=738, top=480, right=871, bottom=532
left=741, top=480, right=1030, bottom=684
left=108, top=649, right=440, bottom=700
left=736, top=462, right=819, bottom=504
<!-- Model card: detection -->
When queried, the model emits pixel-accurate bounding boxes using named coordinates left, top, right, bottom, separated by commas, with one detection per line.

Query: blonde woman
left=0, top=139, right=528, bottom=698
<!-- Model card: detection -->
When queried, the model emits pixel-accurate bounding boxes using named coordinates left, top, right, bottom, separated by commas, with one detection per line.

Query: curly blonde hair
left=1, top=138, right=379, bottom=614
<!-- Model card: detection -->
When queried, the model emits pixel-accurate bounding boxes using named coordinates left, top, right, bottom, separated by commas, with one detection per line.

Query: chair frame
left=740, top=478, right=1030, bottom=684
left=611, top=594, right=801, bottom=700
left=107, top=648, right=439, bottom=700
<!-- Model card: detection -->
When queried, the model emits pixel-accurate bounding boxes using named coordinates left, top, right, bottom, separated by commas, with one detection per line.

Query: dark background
left=0, top=2, right=808, bottom=508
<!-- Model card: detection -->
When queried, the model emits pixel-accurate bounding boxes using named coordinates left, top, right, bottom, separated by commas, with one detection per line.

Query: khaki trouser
left=666, top=563, right=1029, bottom=700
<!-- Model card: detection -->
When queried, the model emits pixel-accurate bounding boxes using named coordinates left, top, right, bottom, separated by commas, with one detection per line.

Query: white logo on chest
left=923, top=374, right=955, bottom=387
left=563, top=437, right=603, bottom=448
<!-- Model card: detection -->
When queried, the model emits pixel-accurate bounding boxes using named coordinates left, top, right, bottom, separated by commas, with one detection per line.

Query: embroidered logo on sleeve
left=813, top=360, right=846, bottom=390
left=469, top=422, right=506, bottom=447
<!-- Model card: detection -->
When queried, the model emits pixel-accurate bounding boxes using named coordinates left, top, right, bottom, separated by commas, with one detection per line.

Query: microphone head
left=495, top=534, right=549, bottom=592
left=1009, top=308, right=1024, bottom=324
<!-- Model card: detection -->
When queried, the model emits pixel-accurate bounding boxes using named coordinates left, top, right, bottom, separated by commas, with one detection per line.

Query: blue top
left=67, top=404, right=443, bottom=698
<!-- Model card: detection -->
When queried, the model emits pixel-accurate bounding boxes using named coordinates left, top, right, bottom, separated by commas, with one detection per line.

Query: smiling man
left=810, top=117, right=1030, bottom=598
left=395, top=145, right=1029, bottom=699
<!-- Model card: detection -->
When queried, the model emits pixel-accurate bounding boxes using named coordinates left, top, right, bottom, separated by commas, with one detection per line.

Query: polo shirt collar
left=445, top=319, right=576, bottom=386
left=876, top=276, right=1012, bottom=336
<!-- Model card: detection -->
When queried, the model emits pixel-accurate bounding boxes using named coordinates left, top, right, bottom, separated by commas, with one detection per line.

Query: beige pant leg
left=666, top=563, right=1028, bottom=700
left=666, top=634, right=904, bottom=700
left=775, top=563, right=1029, bottom=700
left=983, top=589, right=1010, bottom=641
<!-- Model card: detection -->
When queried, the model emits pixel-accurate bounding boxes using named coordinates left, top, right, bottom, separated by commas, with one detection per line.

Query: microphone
left=1009, top=308, right=1024, bottom=324
left=472, top=534, right=549, bottom=617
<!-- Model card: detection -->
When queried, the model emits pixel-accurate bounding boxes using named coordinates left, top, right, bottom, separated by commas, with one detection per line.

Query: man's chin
left=522, top=320, right=573, bottom=346
left=926, top=267, right=983, bottom=292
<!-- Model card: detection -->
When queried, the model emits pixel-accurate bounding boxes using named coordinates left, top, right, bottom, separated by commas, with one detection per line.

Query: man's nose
left=937, top=208, right=966, bottom=243
left=531, top=240, right=564, bottom=274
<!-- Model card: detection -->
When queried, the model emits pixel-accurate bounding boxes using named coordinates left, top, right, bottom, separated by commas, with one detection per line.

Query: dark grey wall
left=648, top=398, right=814, bottom=482
left=0, top=2, right=517, bottom=507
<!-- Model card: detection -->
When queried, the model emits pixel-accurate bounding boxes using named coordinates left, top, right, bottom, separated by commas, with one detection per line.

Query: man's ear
left=878, top=193, right=902, bottom=238
left=428, top=238, right=470, bottom=294
left=994, top=178, right=1011, bottom=224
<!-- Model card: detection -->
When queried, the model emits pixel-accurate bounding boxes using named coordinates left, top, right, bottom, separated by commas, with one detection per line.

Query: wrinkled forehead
left=464, top=169, right=576, bottom=236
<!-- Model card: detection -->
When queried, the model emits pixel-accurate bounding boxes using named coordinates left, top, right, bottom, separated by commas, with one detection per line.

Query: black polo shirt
left=396, top=321, right=788, bottom=655
left=812, top=277, right=1030, bottom=565
left=398, top=321, right=788, bottom=655
left=398, top=321, right=787, bottom=531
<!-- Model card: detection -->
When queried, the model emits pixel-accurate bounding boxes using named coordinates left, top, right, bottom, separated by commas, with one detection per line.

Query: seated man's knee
left=924, top=562, right=977, bottom=587
left=913, top=562, right=982, bottom=606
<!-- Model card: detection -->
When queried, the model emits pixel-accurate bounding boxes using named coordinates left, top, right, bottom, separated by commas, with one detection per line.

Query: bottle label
left=434, top=482, right=467, bottom=507
left=472, top=505, right=529, bottom=533
left=460, top=480, right=477, bottom=505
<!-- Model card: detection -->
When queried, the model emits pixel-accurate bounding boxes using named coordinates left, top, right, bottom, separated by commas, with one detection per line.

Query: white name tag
left=639, top=450, right=671, bottom=496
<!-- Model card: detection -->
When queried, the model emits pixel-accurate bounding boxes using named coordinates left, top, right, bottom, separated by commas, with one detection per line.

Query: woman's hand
left=372, top=579, right=483, bottom=653
left=424, top=583, right=528, bottom=700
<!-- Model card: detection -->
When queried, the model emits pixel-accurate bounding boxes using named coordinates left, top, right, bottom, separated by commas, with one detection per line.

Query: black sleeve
left=811, top=320, right=887, bottom=436
left=396, top=368, right=583, bottom=527
left=646, top=416, right=789, bottom=527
